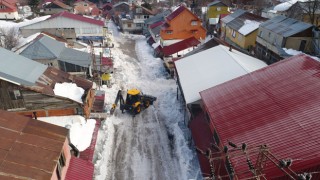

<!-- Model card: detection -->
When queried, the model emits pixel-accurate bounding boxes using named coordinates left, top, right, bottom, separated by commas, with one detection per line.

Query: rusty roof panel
left=6, top=142, right=60, bottom=172
left=0, top=113, right=29, bottom=132
left=0, top=161, right=52, bottom=179
left=0, top=110, right=68, bottom=179
left=17, top=133, right=64, bottom=152
left=23, top=120, right=68, bottom=142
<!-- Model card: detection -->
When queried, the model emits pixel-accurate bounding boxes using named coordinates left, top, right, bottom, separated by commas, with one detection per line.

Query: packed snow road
left=93, top=21, right=201, bottom=180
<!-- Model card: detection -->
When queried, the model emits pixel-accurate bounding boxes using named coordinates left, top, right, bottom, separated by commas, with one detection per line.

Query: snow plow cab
left=110, top=89, right=157, bottom=115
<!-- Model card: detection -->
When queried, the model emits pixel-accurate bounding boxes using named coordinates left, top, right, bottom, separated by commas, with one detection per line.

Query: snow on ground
left=53, top=82, right=85, bottom=103
left=93, top=21, right=201, bottom=180
left=38, top=115, right=96, bottom=151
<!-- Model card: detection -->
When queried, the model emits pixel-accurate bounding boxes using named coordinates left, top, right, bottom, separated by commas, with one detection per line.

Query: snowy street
left=93, top=21, right=201, bottom=180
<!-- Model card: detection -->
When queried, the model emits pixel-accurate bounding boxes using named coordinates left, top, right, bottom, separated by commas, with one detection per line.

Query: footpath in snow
left=93, top=21, right=201, bottom=180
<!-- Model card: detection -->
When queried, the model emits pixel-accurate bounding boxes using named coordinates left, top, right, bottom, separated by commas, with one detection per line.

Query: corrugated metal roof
left=0, top=110, right=67, bottom=179
left=0, top=48, right=47, bottom=86
left=260, top=15, right=313, bottom=37
left=227, top=12, right=267, bottom=35
left=65, top=156, right=94, bottom=180
left=166, top=5, right=186, bottom=21
left=221, top=9, right=246, bottom=24
left=189, top=112, right=214, bottom=176
left=20, top=35, right=91, bottom=68
left=162, top=37, right=200, bottom=56
left=200, top=54, right=320, bottom=179
left=48, top=11, right=104, bottom=26
left=79, top=120, right=100, bottom=162
left=184, top=37, right=221, bottom=57
left=175, top=45, right=267, bottom=104
left=145, top=10, right=171, bottom=24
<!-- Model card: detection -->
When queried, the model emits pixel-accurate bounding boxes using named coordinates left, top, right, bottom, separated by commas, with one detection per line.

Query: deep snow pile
left=93, top=21, right=201, bottom=180
left=53, top=82, right=85, bottom=103
left=38, top=116, right=96, bottom=151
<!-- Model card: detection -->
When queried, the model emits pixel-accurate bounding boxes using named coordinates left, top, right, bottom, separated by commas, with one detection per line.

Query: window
left=268, top=32, right=271, bottom=38
left=217, top=7, right=221, bottom=11
left=299, top=40, right=307, bottom=51
left=232, top=29, right=236, bottom=38
left=84, top=3, right=88, bottom=6
left=136, top=23, right=142, bottom=27
left=56, top=153, right=66, bottom=179
left=191, top=20, right=197, bottom=26
left=9, top=89, right=23, bottom=100
left=127, top=23, right=132, bottom=28
left=144, top=15, right=149, bottom=19
left=259, top=30, right=263, bottom=37
left=166, top=30, right=172, bottom=34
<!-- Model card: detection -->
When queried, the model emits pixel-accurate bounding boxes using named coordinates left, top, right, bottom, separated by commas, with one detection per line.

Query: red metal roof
left=190, top=112, right=214, bottom=176
left=79, top=120, right=100, bottom=162
left=92, top=90, right=105, bottom=113
left=48, top=11, right=104, bottom=26
left=65, top=156, right=94, bottom=180
left=162, top=37, right=200, bottom=56
left=200, top=54, right=320, bottom=179
left=0, top=110, right=67, bottom=179
left=150, top=20, right=164, bottom=29
left=0, top=0, right=16, bottom=12
left=166, top=5, right=186, bottom=21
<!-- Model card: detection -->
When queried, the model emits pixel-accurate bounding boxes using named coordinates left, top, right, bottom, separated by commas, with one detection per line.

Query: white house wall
left=0, top=12, right=19, bottom=20
left=20, top=16, right=103, bottom=37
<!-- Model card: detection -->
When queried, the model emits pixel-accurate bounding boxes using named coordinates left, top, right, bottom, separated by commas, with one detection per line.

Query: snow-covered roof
left=274, top=0, right=309, bottom=11
left=175, top=45, right=267, bottom=104
left=238, top=20, right=261, bottom=36
left=38, top=115, right=96, bottom=151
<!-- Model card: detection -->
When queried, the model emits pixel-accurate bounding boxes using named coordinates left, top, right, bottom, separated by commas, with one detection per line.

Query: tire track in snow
left=94, top=21, right=199, bottom=180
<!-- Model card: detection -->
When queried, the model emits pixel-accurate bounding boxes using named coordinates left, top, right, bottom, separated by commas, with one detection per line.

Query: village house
left=108, top=2, right=130, bottom=28
left=0, top=0, right=19, bottom=20
left=159, top=5, right=206, bottom=47
left=73, top=0, right=100, bottom=16
left=19, top=11, right=105, bottom=41
left=174, top=44, right=267, bottom=121
left=40, top=0, right=72, bottom=15
left=19, top=34, right=92, bottom=73
left=0, top=110, right=70, bottom=179
left=0, top=48, right=94, bottom=119
left=118, top=3, right=154, bottom=34
left=102, top=2, right=112, bottom=19
left=255, top=15, right=314, bottom=64
left=206, top=1, right=230, bottom=33
left=221, top=9, right=267, bottom=53
left=193, top=54, right=320, bottom=179
left=143, top=9, right=171, bottom=37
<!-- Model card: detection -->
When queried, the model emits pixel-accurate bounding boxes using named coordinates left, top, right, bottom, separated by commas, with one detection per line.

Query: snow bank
left=69, top=119, right=97, bottom=151
left=283, top=48, right=302, bottom=56
left=53, top=82, right=85, bottom=103
left=238, top=20, right=261, bottom=36
left=38, top=116, right=97, bottom=151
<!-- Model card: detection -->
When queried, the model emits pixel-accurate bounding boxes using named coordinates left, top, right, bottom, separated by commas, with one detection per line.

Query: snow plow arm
left=110, top=90, right=124, bottom=115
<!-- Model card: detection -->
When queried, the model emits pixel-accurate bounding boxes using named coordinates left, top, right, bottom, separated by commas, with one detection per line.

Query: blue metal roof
left=0, top=48, right=47, bottom=86
left=20, top=35, right=91, bottom=68
left=221, top=9, right=246, bottom=24
left=259, top=15, right=313, bottom=37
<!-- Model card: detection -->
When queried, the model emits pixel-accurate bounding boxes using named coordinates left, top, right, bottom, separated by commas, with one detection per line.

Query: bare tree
left=0, top=28, right=21, bottom=50
left=288, top=0, right=320, bottom=26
